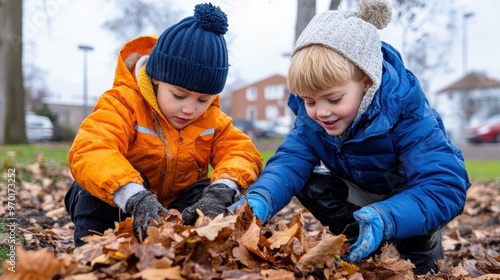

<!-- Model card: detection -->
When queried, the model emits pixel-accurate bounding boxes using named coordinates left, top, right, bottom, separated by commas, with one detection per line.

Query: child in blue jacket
left=231, top=0, right=470, bottom=274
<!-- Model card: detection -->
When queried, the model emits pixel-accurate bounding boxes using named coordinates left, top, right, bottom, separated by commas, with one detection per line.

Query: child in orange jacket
left=64, top=3, right=263, bottom=245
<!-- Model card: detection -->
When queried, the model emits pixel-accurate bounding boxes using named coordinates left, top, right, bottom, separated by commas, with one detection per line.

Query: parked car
left=26, top=114, right=54, bottom=142
left=254, top=120, right=290, bottom=138
left=464, top=114, right=500, bottom=144
left=232, top=119, right=260, bottom=139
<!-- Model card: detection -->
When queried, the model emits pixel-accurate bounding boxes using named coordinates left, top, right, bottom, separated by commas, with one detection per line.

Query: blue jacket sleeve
left=242, top=125, right=320, bottom=221
left=372, top=110, right=470, bottom=239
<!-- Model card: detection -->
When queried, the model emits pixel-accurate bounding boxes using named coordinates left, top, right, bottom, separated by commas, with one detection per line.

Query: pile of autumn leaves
left=1, top=152, right=499, bottom=279
left=5, top=202, right=499, bottom=280
left=2, top=201, right=420, bottom=280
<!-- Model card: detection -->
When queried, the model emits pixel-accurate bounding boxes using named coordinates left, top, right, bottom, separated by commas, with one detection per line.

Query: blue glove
left=347, top=206, right=385, bottom=262
left=229, top=193, right=269, bottom=222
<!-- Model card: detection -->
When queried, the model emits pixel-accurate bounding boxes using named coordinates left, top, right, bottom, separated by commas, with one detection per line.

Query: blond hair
left=287, top=45, right=367, bottom=95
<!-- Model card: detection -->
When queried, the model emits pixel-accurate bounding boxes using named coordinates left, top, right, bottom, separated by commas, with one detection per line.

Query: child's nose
left=182, top=102, right=196, bottom=114
left=316, top=103, right=332, bottom=117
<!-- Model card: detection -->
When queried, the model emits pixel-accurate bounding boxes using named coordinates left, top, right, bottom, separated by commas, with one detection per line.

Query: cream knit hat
left=292, top=0, right=392, bottom=117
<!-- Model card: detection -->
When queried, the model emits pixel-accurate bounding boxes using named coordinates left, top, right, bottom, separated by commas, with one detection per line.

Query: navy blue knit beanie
left=146, top=3, right=229, bottom=94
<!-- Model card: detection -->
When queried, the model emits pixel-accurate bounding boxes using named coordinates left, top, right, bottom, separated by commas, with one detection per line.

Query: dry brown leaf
left=296, top=233, right=347, bottom=273
left=347, top=272, right=364, bottom=280
left=193, top=208, right=213, bottom=227
left=73, top=227, right=131, bottom=264
left=359, top=243, right=415, bottom=279
left=463, top=259, right=486, bottom=277
left=63, top=273, right=99, bottom=280
left=220, top=269, right=262, bottom=279
left=45, top=206, right=66, bottom=220
left=134, top=243, right=174, bottom=270
left=43, top=227, right=74, bottom=238
left=260, top=268, right=296, bottom=279
left=194, top=213, right=237, bottom=241
left=232, top=244, right=261, bottom=269
left=267, top=223, right=299, bottom=249
left=56, top=253, right=91, bottom=277
left=378, top=244, right=415, bottom=270
left=89, top=254, right=116, bottom=266
left=443, top=233, right=461, bottom=251
left=470, top=244, right=500, bottom=274
left=238, top=216, right=262, bottom=254
left=233, top=198, right=261, bottom=234
left=132, top=266, right=183, bottom=280
left=1, top=246, right=63, bottom=279
left=474, top=274, right=500, bottom=280
left=113, top=218, right=135, bottom=241
left=25, top=162, right=42, bottom=180
left=451, top=263, right=471, bottom=278
left=20, top=181, right=42, bottom=200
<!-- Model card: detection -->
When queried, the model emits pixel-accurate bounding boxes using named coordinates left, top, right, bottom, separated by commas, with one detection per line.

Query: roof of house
left=232, top=74, right=286, bottom=92
left=438, top=72, right=500, bottom=93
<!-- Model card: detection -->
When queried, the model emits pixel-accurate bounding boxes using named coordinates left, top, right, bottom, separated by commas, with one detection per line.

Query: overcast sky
left=26, top=0, right=500, bottom=105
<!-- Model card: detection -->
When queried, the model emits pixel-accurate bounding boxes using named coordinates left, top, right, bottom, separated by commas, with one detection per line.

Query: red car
left=464, top=114, right=500, bottom=143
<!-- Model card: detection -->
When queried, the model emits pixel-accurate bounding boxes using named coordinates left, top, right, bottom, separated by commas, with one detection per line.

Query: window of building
left=247, top=106, right=257, bottom=120
left=264, top=85, right=285, bottom=100
left=246, top=87, right=257, bottom=101
left=265, top=105, right=278, bottom=119
left=60, top=111, right=71, bottom=124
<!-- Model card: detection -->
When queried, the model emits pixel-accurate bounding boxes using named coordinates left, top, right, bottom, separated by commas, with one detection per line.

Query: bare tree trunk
left=0, top=0, right=26, bottom=144
left=329, top=0, right=341, bottom=10
left=295, top=0, right=316, bottom=41
left=289, top=0, right=317, bottom=127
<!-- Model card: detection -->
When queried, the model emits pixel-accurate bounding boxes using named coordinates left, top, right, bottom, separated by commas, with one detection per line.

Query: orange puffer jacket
left=68, top=35, right=263, bottom=207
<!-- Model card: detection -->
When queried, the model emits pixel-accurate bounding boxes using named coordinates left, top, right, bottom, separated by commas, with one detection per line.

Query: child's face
left=154, top=81, right=214, bottom=130
left=298, top=78, right=371, bottom=136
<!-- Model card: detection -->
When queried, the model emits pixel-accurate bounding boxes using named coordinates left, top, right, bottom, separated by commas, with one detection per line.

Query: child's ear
left=151, top=78, right=159, bottom=85
left=363, top=76, right=373, bottom=92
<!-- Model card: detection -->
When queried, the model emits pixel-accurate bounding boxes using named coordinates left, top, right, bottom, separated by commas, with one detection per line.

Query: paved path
left=458, top=143, right=500, bottom=160
left=254, top=139, right=500, bottom=160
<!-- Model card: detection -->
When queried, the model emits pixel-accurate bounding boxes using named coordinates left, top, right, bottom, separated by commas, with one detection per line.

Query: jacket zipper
left=152, top=110, right=171, bottom=200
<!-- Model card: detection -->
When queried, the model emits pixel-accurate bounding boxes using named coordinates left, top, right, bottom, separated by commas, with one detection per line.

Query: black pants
left=296, top=172, right=444, bottom=274
left=64, top=175, right=210, bottom=247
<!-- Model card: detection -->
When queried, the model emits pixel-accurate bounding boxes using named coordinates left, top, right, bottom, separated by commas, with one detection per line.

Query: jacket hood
left=112, top=35, right=158, bottom=91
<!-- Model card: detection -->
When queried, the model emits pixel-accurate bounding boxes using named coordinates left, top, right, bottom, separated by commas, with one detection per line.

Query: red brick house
left=230, top=74, right=290, bottom=123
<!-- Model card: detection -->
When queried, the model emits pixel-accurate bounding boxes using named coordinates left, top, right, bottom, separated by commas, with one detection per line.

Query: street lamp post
left=78, top=44, right=94, bottom=119
left=461, top=12, right=474, bottom=136
left=462, top=12, right=474, bottom=75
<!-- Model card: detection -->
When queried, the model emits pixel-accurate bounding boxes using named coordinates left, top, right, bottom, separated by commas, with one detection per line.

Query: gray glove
left=125, top=190, right=170, bottom=241
left=182, top=183, right=236, bottom=225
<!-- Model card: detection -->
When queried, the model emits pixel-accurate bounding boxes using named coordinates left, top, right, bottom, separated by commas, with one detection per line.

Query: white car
left=26, top=114, right=54, bottom=142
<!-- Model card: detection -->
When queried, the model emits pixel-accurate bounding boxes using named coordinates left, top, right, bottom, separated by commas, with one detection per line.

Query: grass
left=0, top=143, right=71, bottom=183
left=465, top=160, right=500, bottom=181
left=260, top=151, right=274, bottom=163
left=0, top=220, right=8, bottom=267
left=0, top=142, right=277, bottom=181
left=1, top=142, right=499, bottom=181
left=0, top=143, right=70, bottom=168
left=0, top=218, right=19, bottom=271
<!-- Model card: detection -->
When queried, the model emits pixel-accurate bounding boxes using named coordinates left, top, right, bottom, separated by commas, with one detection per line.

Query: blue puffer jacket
left=245, top=42, right=470, bottom=240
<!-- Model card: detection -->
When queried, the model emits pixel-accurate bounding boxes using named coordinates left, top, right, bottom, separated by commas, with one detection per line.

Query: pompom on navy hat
left=146, top=3, right=229, bottom=94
